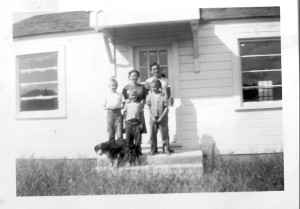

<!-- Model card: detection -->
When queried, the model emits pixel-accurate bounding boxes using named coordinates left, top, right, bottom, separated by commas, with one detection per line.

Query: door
left=134, top=46, right=172, bottom=145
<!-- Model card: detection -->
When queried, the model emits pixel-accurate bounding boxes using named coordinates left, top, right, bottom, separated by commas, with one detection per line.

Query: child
left=123, top=90, right=143, bottom=156
left=104, top=78, right=124, bottom=141
left=146, top=79, right=174, bottom=155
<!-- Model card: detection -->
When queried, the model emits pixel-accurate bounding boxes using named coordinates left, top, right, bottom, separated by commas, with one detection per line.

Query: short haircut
left=128, top=69, right=140, bottom=78
left=108, top=78, right=118, bottom=86
left=150, top=62, right=160, bottom=69
left=150, top=79, right=162, bottom=88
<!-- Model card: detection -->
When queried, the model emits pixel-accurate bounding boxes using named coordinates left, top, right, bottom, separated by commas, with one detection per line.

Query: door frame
left=127, top=37, right=181, bottom=144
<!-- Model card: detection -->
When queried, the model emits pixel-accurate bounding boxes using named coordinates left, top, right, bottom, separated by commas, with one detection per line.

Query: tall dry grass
left=16, top=154, right=284, bottom=196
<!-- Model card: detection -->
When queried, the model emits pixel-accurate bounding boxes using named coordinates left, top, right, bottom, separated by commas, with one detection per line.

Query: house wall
left=182, top=20, right=282, bottom=154
left=113, top=19, right=283, bottom=154
left=12, top=32, right=115, bottom=158
left=11, top=19, right=283, bottom=157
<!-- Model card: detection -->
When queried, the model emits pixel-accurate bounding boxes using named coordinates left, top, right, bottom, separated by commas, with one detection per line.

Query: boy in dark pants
left=123, top=90, right=143, bottom=164
left=146, top=79, right=174, bottom=155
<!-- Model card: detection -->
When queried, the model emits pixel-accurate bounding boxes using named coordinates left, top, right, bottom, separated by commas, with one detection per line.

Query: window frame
left=15, top=46, right=66, bottom=119
left=232, top=32, right=282, bottom=111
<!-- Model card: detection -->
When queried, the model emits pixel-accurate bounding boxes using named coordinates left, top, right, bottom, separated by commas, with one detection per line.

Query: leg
left=115, top=112, right=123, bottom=139
left=107, top=112, right=115, bottom=141
left=149, top=117, right=158, bottom=155
left=159, top=114, right=174, bottom=154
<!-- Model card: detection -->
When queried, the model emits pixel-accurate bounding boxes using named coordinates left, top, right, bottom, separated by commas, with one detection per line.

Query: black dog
left=94, top=138, right=142, bottom=167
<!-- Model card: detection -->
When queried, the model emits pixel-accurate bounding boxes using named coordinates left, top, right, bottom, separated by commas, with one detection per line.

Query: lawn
left=16, top=154, right=284, bottom=196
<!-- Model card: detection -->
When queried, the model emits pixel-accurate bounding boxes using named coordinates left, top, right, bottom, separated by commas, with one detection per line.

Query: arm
left=157, top=107, right=168, bottom=123
left=166, top=87, right=171, bottom=100
left=146, top=94, right=156, bottom=122
left=147, top=107, right=157, bottom=122
left=104, top=96, right=110, bottom=110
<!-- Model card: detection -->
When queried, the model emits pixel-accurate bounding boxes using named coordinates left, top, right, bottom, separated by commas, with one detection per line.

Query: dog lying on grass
left=94, top=138, right=142, bottom=167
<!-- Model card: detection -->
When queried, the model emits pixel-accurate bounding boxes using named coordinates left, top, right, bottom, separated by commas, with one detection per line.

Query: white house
left=11, top=8, right=283, bottom=158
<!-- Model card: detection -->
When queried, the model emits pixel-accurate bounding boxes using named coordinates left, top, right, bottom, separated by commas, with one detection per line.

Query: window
left=136, top=48, right=169, bottom=82
left=239, top=39, right=282, bottom=103
left=18, top=53, right=59, bottom=111
left=15, top=47, right=66, bottom=118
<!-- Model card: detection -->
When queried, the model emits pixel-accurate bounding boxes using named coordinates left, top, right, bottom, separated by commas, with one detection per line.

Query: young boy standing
left=123, top=90, right=143, bottom=154
left=104, top=78, right=124, bottom=141
left=146, top=79, right=174, bottom=155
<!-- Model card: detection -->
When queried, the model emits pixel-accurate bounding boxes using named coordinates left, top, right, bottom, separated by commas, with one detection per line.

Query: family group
left=103, top=63, right=174, bottom=156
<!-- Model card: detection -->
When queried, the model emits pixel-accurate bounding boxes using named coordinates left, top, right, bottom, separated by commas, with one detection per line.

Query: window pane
left=241, top=56, right=281, bottom=71
left=242, top=71, right=282, bottom=87
left=243, top=87, right=282, bottom=102
left=159, top=50, right=167, bottom=65
left=139, top=67, right=149, bottom=82
left=240, top=40, right=281, bottom=56
left=20, top=69, right=58, bottom=83
left=19, top=53, right=57, bottom=70
left=149, top=51, right=157, bottom=65
left=20, top=83, right=58, bottom=97
left=139, top=52, right=148, bottom=67
left=160, top=67, right=168, bottom=78
left=21, top=98, right=58, bottom=111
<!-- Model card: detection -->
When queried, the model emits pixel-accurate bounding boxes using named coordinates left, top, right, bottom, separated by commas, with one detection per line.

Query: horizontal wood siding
left=178, top=20, right=282, bottom=153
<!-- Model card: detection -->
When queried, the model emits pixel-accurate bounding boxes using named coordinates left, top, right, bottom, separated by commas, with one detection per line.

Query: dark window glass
left=20, top=83, right=58, bottom=98
left=20, top=69, right=58, bottom=83
left=240, top=40, right=281, bottom=56
left=159, top=50, right=167, bottom=65
left=21, top=98, right=58, bottom=111
left=149, top=51, right=157, bottom=65
left=19, top=53, right=57, bottom=70
left=139, top=52, right=148, bottom=66
left=242, top=71, right=282, bottom=87
left=139, top=67, right=148, bottom=82
left=241, top=56, right=281, bottom=71
left=243, top=87, right=282, bottom=102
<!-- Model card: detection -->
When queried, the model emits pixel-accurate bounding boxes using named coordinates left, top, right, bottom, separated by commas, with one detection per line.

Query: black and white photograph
left=0, top=0, right=298, bottom=209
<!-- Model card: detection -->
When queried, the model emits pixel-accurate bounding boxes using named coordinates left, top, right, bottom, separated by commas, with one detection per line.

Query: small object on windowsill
left=235, top=104, right=282, bottom=111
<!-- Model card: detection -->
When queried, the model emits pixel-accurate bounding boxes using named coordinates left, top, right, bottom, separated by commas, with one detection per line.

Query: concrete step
left=141, top=142, right=183, bottom=152
left=96, top=149, right=203, bottom=167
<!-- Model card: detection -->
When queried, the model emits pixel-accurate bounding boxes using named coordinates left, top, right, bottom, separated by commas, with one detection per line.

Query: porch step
left=141, top=142, right=182, bottom=152
left=96, top=149, right=203, bottom=167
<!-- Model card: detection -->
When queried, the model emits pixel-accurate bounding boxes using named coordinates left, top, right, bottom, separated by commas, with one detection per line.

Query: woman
left=122, top=69, right=147, bottom=152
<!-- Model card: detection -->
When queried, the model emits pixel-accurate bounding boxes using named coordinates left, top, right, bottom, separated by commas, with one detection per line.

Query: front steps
left=95, top=148, right=203, bottom=175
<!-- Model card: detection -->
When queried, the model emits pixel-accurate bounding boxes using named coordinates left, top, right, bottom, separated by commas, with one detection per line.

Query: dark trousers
left=107, top=109, right=123, bottom=141
left=125, top=119, right=141, bottom=149
left=149, top=114, right=170, bottom=150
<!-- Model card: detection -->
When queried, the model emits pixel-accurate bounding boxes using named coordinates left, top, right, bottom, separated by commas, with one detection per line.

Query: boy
left=104, top=78, right=124, bottom=141
left=123, top=90, right=143, bottom=155
left=146, top=79, right=174, bottom=155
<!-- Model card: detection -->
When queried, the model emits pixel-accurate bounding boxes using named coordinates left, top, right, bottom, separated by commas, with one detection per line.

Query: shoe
left=124, top=162, right=130, bottom=167
left=165, top=145, right=174, bottom=154
left=149, top=150, right=156, bottom=156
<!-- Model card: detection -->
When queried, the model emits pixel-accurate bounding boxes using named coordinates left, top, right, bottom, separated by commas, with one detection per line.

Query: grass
left=16, top=154, right=284, bottom=196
